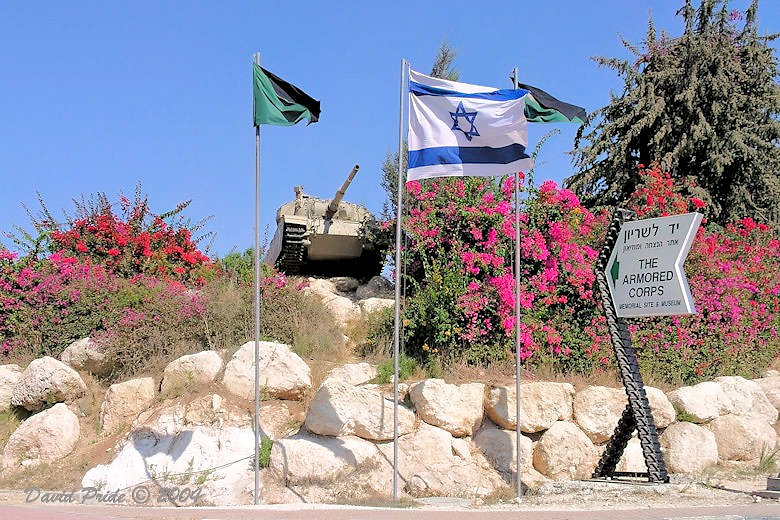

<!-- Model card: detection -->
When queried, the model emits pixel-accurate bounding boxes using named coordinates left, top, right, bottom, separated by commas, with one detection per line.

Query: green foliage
left=258, top=437, right=273, bottom=469
left=375, top=355, right=418, bottom=383
left=569, top=0, right=780, bottom=225
left=676, top=410, right=699, bottom=423
left=757, top=445, right=779, bottom=473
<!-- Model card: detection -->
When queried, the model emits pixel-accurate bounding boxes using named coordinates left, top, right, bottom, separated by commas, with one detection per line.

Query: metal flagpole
left=253, top=52, right=262, bottom=506
left=512, top=66, right=522, bottom=501
left=392, top=57, right=407, bottom=504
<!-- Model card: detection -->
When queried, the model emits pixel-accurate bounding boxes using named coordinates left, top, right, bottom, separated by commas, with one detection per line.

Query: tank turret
left=265, top=164, right=384, bottom=278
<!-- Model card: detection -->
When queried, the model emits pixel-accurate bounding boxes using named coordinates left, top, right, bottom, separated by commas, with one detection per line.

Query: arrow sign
left=605, top=212, right=703, bottom=318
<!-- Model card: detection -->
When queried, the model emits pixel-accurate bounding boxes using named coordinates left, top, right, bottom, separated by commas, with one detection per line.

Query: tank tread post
left=277, top=223, right=307, bottom=274
left=592, top=209, right=669, bottom=483
left=593, top=404, right=636, bottom=478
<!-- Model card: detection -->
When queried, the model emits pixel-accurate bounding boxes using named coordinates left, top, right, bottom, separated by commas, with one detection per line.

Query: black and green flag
left=253, top=64, right=321, bottom=126
left=519, top=83, right=588, bottom=125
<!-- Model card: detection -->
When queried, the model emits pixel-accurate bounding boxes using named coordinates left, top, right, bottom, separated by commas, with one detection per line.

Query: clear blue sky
left=1, top=1, right=777, bottom=257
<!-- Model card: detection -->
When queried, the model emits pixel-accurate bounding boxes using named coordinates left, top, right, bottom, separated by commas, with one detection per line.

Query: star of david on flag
left=407, top=69, right=533, bottom=181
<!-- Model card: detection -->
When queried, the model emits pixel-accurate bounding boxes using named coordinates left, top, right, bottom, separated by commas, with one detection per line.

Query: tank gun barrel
left=325, top=164, right=359, bottom=221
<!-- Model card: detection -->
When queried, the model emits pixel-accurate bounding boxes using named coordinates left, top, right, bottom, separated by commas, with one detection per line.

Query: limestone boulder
left=0, top=364, right=22, bottom=412
left=358, top=297, right=394, bottom=316
left=667, top=381, right=731, bottom=423
left=485, top=382, right=574, bottom=432
left=160, top=350, right=222, bottom=394
left=330, top=276, right=360, bottom=292
left=382, top=422, right=508, bottom=497
left=100, top=377, right=156, bottom=432
left=667, top=382, right=722, bottom=423
left=259, top=400, right=305, bottom=440
left=660, top=421, right=719, bottom=473
left=60, top=337, right=112, bottom=376
left=84, top=401, right=254, bottom=506
left=573, top=386, right=626, bottom=443
left=304, top=379, right=415, bottom=440
left=714, top=376, right=778, bottom=424
left=269, top=432, right=384, bottom=486
left=2, top=403, right=80, bottom=468
left=324, top=363, right=378, bottom=386
left=533, top=421, right=598, bottom=480
left=222, top=341, right=311, bottom=400
left=355, top=276, right=394, bottom=300
left=11, top=357, right=87, bottom=412
left=755, top=376, right=780, bottom=413
left=409, top=379, right=485, bottom=437
left=304, top=279, right=360, bottom=326
left=615, top=437, right=646, bottom=473
left=645, top=386, right=677, bottom=429
left=474, top=424, right=549, bottom=490
left=706, top=414, right=777, bottom=461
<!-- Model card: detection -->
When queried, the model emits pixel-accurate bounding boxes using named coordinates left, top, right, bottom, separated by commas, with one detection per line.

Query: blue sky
left=1, top=1, right=777, bottom=257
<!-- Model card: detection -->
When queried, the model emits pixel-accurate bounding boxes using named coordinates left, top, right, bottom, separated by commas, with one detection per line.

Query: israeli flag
left=407, top=69, right=533, bottom=181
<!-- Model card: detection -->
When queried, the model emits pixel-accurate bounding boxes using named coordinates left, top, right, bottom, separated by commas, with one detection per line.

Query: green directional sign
left=605, top=213, right=703, bottom=318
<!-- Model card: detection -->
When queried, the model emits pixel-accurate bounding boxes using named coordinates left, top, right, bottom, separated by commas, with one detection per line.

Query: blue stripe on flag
left=409, top=81, right=529, bottom=101
left=408, top=144, right=530, bottom=169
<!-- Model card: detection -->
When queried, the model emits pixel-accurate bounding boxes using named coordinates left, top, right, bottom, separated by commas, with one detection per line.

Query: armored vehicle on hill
left=265, top=164, right=384, bottom=278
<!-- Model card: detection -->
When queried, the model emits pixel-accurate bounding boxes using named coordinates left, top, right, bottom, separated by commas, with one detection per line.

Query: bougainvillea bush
left=398, top=164, right=779, bottom=383
left=0, top=191, right=343, bottom=379
left=625, top=165, right=780, bottom=383
left=401, top=174, right=610, bottom=373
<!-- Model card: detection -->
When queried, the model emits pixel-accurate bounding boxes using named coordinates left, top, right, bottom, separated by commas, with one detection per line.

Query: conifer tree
left=568, top=0, right=780, bottom=224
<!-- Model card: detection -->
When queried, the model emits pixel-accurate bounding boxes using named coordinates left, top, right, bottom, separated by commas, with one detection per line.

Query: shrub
left=395, top=163, right=779, bottom=383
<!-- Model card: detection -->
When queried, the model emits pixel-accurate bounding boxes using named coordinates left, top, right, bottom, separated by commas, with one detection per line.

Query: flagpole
left=253, top=52, right=262, bottom=506
left=512, top=66, right=522, bottom=501
left=392, top=57, right=407, bottom=504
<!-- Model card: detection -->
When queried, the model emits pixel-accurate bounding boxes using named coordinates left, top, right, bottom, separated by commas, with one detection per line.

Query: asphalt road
left=1, top=503, right=779, bottom=520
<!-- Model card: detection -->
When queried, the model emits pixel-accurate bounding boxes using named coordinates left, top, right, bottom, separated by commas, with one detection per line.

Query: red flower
left=107, top=248, right=121, bottom=257
left=76, top=242, right=87, bottom=253
left=691, top=197, right=706, bottom=209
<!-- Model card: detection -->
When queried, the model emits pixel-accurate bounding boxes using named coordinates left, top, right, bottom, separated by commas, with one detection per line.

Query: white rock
left=533, top=421, right=598, bottom=480
left=11, top=357, right=87, bottom=412
left=645, top=386, right=677, bottom=429
left=360, top=383, right=409, bottom=402
left=83, top=423, right=254, bottom=506
left=409, top=379, right=485, bottom=437
left=100, top=377, right=156, bottom=432
left=2, top=403, right=80, bottom=468
left=160, top=350, right=223, bottom=394
left=303, top=279, right=360, bottom=327
left=660, top=421, right=719, bottom=473
left=330, top=277, right=360, bottom=292
left=706, top=414, right=778, bottom=461
left=358, top=297, right=395, bottom=316
left=573, top=386, right=626, bottom=443
left=259, top=400, right=305, bottom=440
left=472, top=424, right=548, bottom=490
left=355, top=276, right=394, bottom=300
left=304, top=379, right=415, bottom=441
left=485, top=382, right=574, bottom=433
left=379, top=422, right=508, bottom=497
left=324, top=363, right=378, bottom=386
left=616, top=437, right=646, bottom=473
left=667, top=381, right=730, bottom=423
left=0, top=364, right=22, bottom=412
left=222, top=341, right=311, bottom=401
left=60, top=337, right=112, bottom=376
left=714, top=376, right=778, bottom=424
left=754, top=376, right=780, bottom=413
left=269, top=432, right=384, bottom=486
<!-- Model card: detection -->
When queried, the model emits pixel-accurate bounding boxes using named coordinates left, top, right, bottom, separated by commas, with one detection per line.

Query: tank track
left=276, top=222, right=307, bottom=274
left=591, top=209, right=669, bottom=483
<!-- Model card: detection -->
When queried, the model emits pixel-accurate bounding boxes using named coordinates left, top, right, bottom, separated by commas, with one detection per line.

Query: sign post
left=592, top=209, right=702, bottom=483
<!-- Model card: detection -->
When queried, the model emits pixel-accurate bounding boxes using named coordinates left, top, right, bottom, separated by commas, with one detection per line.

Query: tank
left=265, top=164, right=384, bottom=278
